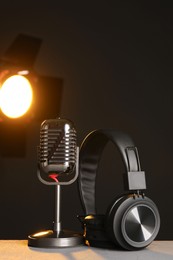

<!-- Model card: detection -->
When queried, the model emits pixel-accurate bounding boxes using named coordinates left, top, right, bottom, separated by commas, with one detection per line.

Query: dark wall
left=0, top=2, right=172, bottom=240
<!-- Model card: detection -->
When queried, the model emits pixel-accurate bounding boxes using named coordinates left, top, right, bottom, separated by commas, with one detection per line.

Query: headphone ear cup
left=105, top=195, right=160, bottom=250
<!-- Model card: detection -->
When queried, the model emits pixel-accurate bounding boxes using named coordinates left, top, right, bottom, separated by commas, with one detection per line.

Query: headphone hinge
left=132, top=190, right=145, bottom=199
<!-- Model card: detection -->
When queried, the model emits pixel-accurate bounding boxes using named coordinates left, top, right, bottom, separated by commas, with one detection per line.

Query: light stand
left=28, top=147, right=83, bottom=248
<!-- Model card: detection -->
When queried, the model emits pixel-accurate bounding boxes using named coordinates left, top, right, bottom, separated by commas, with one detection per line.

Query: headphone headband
left=79, top=129, right=146, bottom=215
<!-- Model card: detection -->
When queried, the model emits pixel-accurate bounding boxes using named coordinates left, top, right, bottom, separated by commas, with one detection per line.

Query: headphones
left=78, top=129, right=160, bottom=250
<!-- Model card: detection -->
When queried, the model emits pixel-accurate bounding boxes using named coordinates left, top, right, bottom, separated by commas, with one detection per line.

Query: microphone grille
left=39, top=118, right=77, bottom=174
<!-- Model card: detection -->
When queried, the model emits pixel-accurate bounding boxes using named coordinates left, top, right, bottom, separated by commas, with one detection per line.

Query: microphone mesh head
left=39, top=118, right=77, bottom=174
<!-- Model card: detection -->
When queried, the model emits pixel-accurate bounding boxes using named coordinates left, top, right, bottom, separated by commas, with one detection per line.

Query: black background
left=0, top=2, right=172, bottom=240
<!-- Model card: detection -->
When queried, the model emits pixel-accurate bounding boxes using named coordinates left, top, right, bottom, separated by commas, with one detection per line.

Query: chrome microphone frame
left=28, top=147, right=83, bottom=248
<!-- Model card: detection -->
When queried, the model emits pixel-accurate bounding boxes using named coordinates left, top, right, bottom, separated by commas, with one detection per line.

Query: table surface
left=0, top=240, right=173, bottom=260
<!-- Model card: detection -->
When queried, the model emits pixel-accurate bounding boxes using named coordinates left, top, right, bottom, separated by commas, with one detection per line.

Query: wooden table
left=0, top=240, right=172, bottom=259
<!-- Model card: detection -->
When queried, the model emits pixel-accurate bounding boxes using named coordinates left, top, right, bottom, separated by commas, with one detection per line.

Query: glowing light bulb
left=0, top=75, right=33, bottom=118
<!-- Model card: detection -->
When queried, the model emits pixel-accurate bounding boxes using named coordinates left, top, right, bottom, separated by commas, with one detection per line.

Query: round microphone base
left=28, top=229, right=83, bottom=248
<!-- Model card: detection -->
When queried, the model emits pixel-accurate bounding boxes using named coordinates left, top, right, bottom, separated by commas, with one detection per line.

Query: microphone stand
left=28, top=147, right=83, bottom=248
left=54, top=184, right=61, bottom=234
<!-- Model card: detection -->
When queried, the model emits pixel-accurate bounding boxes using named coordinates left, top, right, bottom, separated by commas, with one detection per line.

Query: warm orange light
left=0, top=75, right=33, bottom=118
left=32, top=230, right=53, bottom=238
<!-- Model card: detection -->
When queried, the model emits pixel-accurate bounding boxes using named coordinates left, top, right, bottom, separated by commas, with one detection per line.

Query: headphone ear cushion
left=78, top=215, right=116, bottom=248
left=105, top=195, right=160, bottom=250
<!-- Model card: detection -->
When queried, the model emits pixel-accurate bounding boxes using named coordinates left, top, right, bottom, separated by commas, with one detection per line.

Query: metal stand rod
left=53, top=184, right=61, bottom=233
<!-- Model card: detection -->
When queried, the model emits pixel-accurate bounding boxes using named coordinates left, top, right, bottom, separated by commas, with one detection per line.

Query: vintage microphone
left=28, top=118, right=83, bottom=248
